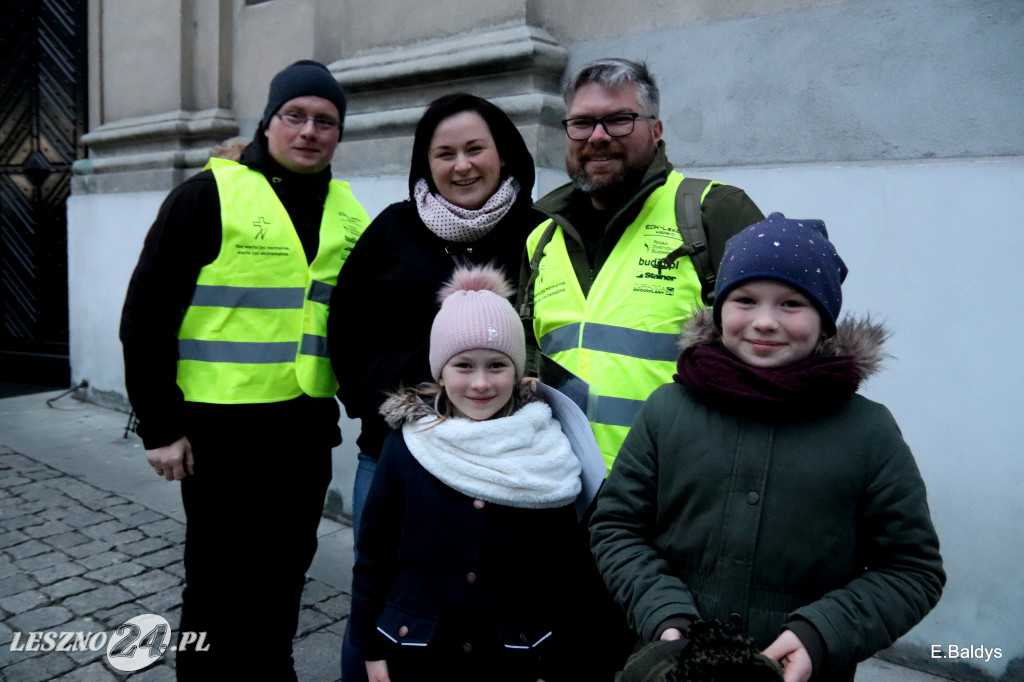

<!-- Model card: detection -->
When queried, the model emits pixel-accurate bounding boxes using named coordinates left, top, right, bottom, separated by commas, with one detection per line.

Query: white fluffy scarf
left=402, top=401, right=581, bottom=509
left=413, top=176, right=520, bottom=243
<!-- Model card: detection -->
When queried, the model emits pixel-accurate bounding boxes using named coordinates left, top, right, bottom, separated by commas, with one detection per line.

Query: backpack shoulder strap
left=676, top=177, right=716, bottom=304
left=659, top=177, right=717, bottom=304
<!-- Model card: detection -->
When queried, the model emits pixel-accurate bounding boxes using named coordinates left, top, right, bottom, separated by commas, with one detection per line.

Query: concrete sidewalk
left=0, top=391, right=951, bottom=681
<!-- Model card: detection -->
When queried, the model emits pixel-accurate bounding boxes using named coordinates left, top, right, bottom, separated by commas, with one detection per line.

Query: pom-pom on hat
left=261, top=60, right=348, bottom=140
left=712, top=212, right=848, bottom=335
left=429, top=265, right=526, bottom=380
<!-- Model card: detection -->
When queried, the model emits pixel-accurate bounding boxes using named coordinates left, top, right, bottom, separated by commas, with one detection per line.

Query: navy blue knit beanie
left=712, top=212, right=848, bottom=335
left=261, top=60, right=347, bottom=139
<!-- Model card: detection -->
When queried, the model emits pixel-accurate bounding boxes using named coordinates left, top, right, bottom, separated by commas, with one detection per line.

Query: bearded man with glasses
left=121, top=60, right=368, bottom=680
left=519, top=58, right=764, bottom=471
left=515, top=57, right=764, bottom=679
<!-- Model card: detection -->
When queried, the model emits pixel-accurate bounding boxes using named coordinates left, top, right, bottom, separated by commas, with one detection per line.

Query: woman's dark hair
left=408, top=92, right=535, bottom=199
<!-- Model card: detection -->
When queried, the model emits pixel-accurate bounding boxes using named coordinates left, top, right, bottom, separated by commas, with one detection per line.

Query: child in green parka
left=590, top=212, right=944, bottom=682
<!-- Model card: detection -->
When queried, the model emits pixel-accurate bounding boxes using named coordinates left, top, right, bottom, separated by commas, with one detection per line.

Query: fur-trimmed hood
left=380, top=390, right=435, bottom=428
left=379, top=382, right=538, bottom=429
left=681, top=307, right=889, bottom=382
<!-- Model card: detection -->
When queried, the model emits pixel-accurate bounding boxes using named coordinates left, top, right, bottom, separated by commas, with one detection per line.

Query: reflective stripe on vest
left=187, top=285, right=306, bottom=310
left=528, top=171, right=711, bottom=469
left=539, top=323, right=680, bottom=362
left=176, top=162, right=368, bottom=403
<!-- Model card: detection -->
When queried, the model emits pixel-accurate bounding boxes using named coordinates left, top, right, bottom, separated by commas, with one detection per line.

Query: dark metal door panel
left=0, top=0, right=87, bottom=385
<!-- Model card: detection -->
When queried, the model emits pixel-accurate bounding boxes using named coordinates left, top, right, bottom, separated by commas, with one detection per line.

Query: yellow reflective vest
left=528, top=171, right=711, bottom=470
left=176, top=161, right=368, bottom=403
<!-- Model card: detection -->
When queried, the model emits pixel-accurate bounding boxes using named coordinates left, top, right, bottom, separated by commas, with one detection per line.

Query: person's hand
left=762, top=630, right=812, bottom=682
left=366, top=659, right=391, bottom=682
left=146, top=436, right=194, bottom=481
left=520, top=376, right=540, bottom=392
left=659, top=627, right=684, bottom=641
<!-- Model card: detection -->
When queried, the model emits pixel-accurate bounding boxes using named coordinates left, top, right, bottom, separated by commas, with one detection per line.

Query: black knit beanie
left=712, top=212, right=848, bottom=335
left=261, top=60, right=348, bottom=140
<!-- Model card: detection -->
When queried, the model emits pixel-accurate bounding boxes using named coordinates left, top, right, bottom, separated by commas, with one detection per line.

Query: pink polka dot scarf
left=413, top=176, right=520, bottom=243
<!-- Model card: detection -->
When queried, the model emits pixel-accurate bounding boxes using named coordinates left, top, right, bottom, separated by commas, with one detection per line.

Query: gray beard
left=566, top=146, right=658, bottom=207
left=568, top=160, right=650, bottom=207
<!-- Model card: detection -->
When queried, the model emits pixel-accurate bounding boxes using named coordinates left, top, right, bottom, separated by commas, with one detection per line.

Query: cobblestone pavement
left=0, top=447, right=347, bottom=681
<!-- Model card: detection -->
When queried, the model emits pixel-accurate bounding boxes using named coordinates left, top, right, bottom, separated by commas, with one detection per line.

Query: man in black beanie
left=120, top=60, right=368, bottom=680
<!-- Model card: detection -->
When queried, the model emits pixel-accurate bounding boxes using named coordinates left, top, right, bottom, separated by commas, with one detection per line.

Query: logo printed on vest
left=534, top=281, right=566, bottom=304
left=633, top=282, right=675, bottom=295
left=638, top=271, right=677, bottom=282
left=643, top=237, right=680, bottom=256
left=643, top=223, right=679, bottom=239
left=253, top=217, right=270, bottom=239
left=338, top=212, right=367, bottom=257
left=638, top=257, right=679, bottom=270
left=635, top=251, right=680, bottom=291
left=337, top=211, right=364, bottom=228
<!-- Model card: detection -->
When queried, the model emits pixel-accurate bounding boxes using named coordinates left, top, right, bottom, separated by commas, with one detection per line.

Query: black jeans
left=174, top=424, right=332, bottom=681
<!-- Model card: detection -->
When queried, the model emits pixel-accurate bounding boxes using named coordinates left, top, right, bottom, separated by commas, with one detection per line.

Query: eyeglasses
left=276, top=112, right=341, bottom=133
left=561, top=112, right=656, bottom=141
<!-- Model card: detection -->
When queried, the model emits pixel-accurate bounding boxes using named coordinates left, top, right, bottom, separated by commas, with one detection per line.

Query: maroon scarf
left=674, top=344, right=862, bottom=422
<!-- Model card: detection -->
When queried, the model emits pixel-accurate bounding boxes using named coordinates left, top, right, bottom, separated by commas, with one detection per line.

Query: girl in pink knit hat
left=349, top=264, right=589, bottom=682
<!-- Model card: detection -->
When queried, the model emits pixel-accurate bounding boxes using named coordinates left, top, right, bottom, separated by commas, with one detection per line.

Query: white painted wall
left=67, top=192, right=166, bottom=403
left=345, top=176, right=408, bottom=223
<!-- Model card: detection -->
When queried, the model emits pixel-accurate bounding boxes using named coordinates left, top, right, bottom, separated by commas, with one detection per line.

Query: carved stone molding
left=334, top=23, right=567, bottom=95
left=328, top=22, right=569, bottom=178
left=73, top=109, right=238, bottom=194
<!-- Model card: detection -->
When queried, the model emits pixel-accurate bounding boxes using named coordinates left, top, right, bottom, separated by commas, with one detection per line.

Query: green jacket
left=590, top=312, right=944, bottom=680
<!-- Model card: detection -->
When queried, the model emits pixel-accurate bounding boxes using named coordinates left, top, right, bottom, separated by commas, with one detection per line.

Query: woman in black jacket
left=328, top=93, right=538, bottom=682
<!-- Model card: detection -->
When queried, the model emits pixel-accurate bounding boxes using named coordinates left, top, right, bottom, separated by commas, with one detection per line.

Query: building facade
left=68, top=1, right=1024, bottom=678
